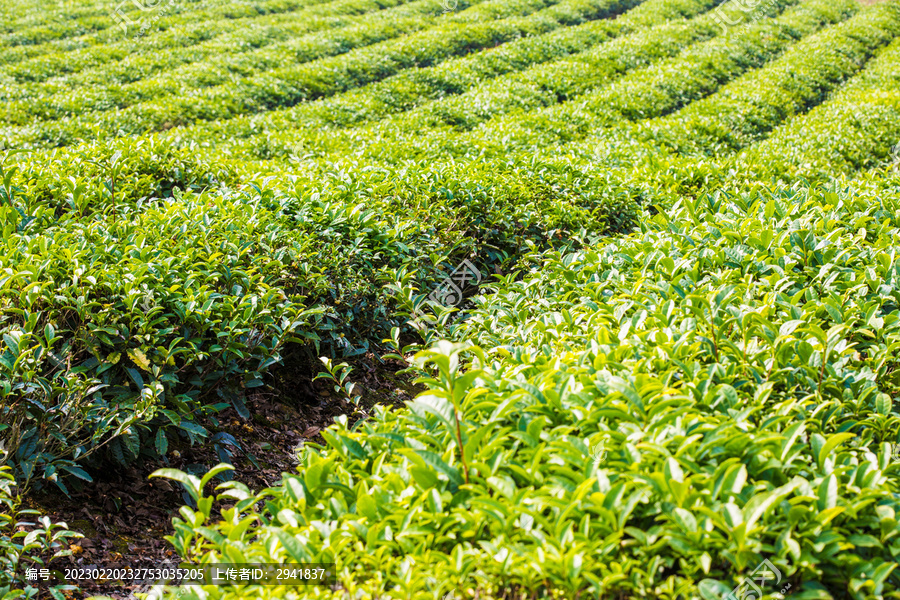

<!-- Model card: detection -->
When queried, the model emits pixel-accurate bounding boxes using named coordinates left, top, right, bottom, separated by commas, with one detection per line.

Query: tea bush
left=154, top=180, right=900, bottom=599
left=261, top=0, right=855, bottom=168
left=3, top=0, right=900, bottom=598
left=0, top=465, right=81, bottom=598
left=0, top=0, right=424, bottom=85
left=202, top=0, right=725, bottom=159
left=730, top=37, right=900, bottom=185
left=5, top=0, right=606, bottom=146
left=396, top=0, right=867, bottom=163
left=0, top=141, right=636, bottom=491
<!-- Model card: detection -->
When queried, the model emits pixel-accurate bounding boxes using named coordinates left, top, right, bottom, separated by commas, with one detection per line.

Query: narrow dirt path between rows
left=27, top=349, right=423, bottom=599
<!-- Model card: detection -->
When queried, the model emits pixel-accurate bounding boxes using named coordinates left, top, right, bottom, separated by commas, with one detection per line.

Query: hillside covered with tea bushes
left=1, top=0, right=900, bottom=598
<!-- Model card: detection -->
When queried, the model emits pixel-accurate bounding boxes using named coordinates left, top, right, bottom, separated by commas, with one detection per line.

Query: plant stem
left=454, top=408, right=469, bottom=485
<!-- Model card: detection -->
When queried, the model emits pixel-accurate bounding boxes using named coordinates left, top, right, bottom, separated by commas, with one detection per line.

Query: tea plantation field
left=2, top=0, right=900, bottom=598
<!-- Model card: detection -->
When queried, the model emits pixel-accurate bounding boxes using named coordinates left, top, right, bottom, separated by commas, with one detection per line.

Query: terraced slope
left=1, top=0, right=899, bottom=598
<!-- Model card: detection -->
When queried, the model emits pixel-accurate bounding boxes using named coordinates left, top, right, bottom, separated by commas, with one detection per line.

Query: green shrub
left=729, top=37, right=900, bottom=185
left=0, top=465, right=81, bottom=598
left=155, top=180, right=900, bottom=599
left=0, top=0, right=333, bottom=55
left=3, top=0, right=625, bottom=147
left=628, top=1, right=900, bottom=156
left=0, top=140, right=636, bottom=492
left=206, top=0, right=723, bottom=160
left=261, top=0, right=850, bottom=169
left=414, top=0, right=857, bottom=162
left=5, top=139, right=235, bottom=216
left=0, top=0, right=443, bottom=123
left=4, top=2, right=900, bottom=598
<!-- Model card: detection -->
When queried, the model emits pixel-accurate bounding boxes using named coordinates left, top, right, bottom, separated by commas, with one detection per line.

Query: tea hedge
left=0, top=0, right=432, bottom=112
left=548, top=3, right=900, bottom=202
left=152, top=180, right=900, bottom=599
left=0, top=0, right=334, bottom=52
left=483, top=0, right=867, bottom=157
left=3, top=0, right=640, bottom=149
left=281, top=0, right=856, bottom=167
left=0, top=141, right=637, bottom=490
left=197, top=0, right=724, bottom=160
left=628, top=1, right=900, bottom=157
left=0, top=465, right=81, bottom=598
left=730, top=36, right=900, bottom=186
left=2, top=0, right=900, bottom=598
left=188, top=0, right=650, bottom=137
left=0, top=0, right=379, bottom=79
